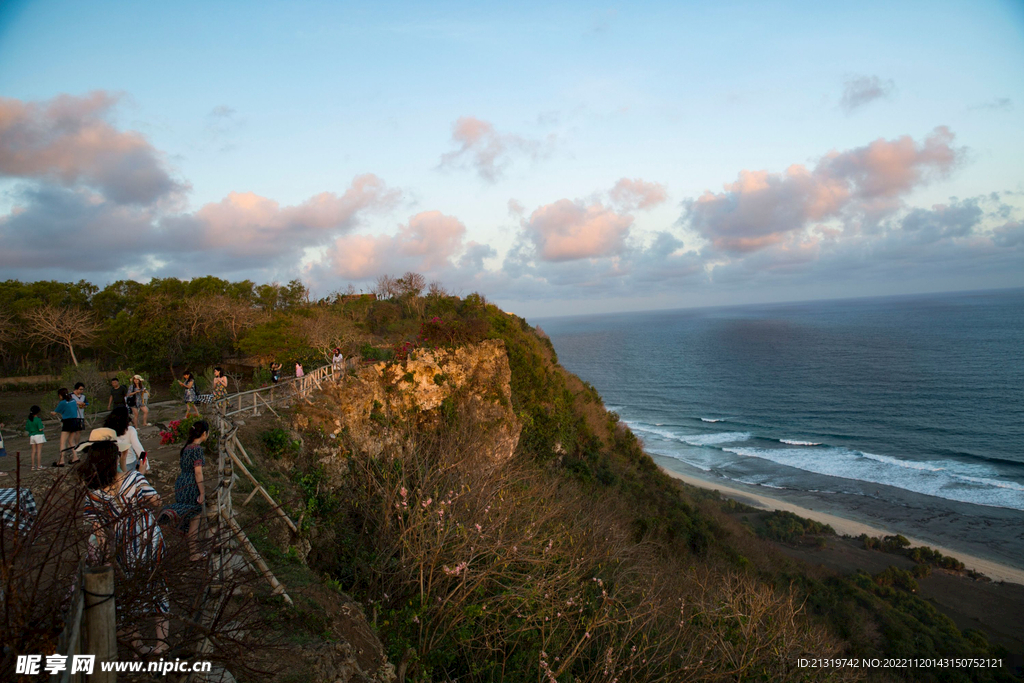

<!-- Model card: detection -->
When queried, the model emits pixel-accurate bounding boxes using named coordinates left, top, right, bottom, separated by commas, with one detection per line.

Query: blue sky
left=1, top=0, right=1022, bottom=316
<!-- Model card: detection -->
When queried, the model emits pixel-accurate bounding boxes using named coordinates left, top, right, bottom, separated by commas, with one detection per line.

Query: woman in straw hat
left=127, top=375, right=150, bottom=427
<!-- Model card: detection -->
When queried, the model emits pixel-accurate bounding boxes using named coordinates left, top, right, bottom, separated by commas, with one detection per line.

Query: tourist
left=270, top=362, right=281, bottom=384
left=26, top=406, right=45, bottom=471
left=79, top=439, right=169, bottom=655
left=128, top=375, right=150, bottom=427
left=177, top=371, right=200, bottom=419
left=107, top=377, right=127, bottom=411
left=0, top=421, right=7, bottom=476
left=332, top=348, right=344, bottom=369
left=72, top=382, right=88, bottom=447
left=295, top=362, right=304, bottom=378
left=212, top=367, right=228, bottom=407
left=164, top=421, right=207, bottom=561
left=104, top=407, right=145, bottom=473
left=51, top=388, right=81, bottom=466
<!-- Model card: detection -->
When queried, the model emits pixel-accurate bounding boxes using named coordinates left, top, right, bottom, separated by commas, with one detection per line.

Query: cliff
left=294, top=339, right=521, bottom=477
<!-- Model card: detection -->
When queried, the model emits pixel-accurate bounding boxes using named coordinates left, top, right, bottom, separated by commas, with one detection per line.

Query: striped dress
left=84, top=471, right=168, bottom=613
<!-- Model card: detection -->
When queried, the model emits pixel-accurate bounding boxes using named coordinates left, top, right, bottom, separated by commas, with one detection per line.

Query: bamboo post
left=232, top=435, right=254, bottom=466
left=229, top=451, right=297, bottom=533
left=221, top=508, right=292, bottom=605
left=84, top=566, right=117, bottom=683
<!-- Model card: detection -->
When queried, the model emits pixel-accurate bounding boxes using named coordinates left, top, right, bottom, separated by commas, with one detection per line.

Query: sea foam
left=722, top=445, right=1024, bottom=510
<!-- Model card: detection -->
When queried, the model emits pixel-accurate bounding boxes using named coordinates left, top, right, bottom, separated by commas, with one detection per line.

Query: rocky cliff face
left=294, top=339, right=521, bottom=468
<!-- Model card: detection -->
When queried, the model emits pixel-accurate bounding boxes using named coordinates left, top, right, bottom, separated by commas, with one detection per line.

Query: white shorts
left=30, top=434, right=46, bottom=445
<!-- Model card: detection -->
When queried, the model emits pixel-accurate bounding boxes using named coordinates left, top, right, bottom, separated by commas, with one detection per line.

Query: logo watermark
left=17, top=654, right=213, bottom=676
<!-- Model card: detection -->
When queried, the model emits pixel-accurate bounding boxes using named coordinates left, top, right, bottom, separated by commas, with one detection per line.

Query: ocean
left=537, top=288, right=1024, bottom=570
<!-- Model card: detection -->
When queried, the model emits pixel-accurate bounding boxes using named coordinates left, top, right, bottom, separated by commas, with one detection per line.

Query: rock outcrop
left=295, top=339, right=521, bottom=466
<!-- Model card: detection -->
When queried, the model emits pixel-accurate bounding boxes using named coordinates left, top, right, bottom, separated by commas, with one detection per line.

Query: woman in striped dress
left=79, top=440, right=169, bottom=655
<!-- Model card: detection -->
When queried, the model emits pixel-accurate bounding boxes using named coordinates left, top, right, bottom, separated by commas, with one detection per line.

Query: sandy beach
left=661, top=466, right=1024, bottom=586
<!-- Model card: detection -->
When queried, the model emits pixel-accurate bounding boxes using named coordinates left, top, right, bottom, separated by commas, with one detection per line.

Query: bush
left=159, top=416, right=219, bottom=455
left=360, top=343, right=394, bottom=362
left=258, top=428, right=301, bottom=460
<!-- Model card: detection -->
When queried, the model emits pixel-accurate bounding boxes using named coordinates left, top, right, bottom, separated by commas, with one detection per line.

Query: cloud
left=840, top=75, right=895, bottom=113
left=522, top=199, right=633, bottom=262
left=0, top=174, right=401, bottom=276
left=439, top=116, right=548, bottom=181
left=322, top=210, right=468, bottom=280
left=968, top=97, right=1013, bottom=112
left=165, top=173, right=399, bottom=259
left=0, top=91, right=184, bottom=204
left=205, top=105, right=242, bottom=151
left=685, top=127, right=964, bottom=254
left=992, top=220, right=1024, bottom=248
left=608, top=177, right=668, bottom=211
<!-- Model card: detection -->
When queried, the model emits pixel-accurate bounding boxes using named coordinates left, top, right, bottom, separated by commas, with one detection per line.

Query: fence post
left=84, top=565, right=117, bottom=683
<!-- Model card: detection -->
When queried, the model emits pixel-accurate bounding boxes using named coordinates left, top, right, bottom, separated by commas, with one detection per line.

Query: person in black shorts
left=270, top=362, right=281, bottom=384
left=51, top=388, right=82, bottom=466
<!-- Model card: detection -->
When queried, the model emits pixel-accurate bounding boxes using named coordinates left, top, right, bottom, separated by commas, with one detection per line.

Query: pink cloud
left=183, top=173, right=399, bottom=256
left=524, top=199, right=633, bottom=262
left=439, top=116, right=545, bottom=181
left=688, top=127, right=964, bottom=253
left=0, top=91, right=184, bottom=204
left=608, top=177, right=668, bottom=211
left=324, top=210, right=468, bottom=279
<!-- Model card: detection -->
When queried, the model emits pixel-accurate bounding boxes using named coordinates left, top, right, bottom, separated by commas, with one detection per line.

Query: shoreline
left=660, top=466, right=1024, bottom=586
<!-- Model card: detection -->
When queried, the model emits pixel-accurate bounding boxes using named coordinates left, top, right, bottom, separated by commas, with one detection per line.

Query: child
left=26, top=406, right=45, bottom=471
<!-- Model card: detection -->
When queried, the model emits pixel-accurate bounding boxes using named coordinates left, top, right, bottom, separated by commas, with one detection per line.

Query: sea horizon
left=539, top=287, right=1024, bottom=572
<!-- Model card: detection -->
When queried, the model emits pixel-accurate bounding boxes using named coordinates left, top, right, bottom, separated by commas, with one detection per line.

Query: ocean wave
left=626, top=422, right=751, bottom=447
left=779, top=439, right=822, bottom=446
left=679, top=432, right=751, bottom=446
left=700, top=418, right=725, bottom=423
left=722, top=446, right=1024, bottom=511
left=646, top=448, right=714, bottom=472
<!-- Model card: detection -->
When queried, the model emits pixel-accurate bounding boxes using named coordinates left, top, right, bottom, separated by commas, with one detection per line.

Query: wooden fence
left=42, top=361, right=344, bottom=680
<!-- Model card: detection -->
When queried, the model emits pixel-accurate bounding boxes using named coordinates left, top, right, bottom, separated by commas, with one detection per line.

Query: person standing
left=51, top=388, right=82, bottom=466
left=295, top=362, right=304, bottom=378
left=25, top=406, right=45, bottom=471
left=177, top=371, right=200, bottom=419
left=332, top=348, right=344, bottom=369
left=79, top=440, right=169, bottom=655
left=0, top=420, right=7, bottom=476
left=104, top=406, right=146, bottom=473
left=270, top=362, right=281, bottom=385
left=128, top=375, right=150, bottom=427
left=72, top=383, right=88, bottom=447
left=163, top=421, right=207, bottom=561
left=212, top=367, right=228, bottom=407
left=107, top=377, right=127, bottom=411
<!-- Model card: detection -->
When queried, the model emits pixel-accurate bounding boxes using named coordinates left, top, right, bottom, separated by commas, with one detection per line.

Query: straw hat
left=74, top=427, right=118, bottom=453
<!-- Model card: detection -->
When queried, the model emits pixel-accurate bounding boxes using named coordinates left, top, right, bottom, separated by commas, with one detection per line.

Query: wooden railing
left=42, top=361, right=345, bottom=678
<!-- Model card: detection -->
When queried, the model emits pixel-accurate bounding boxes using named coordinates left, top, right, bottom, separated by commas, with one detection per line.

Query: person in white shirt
left=103, top=406, right=148, bottom=473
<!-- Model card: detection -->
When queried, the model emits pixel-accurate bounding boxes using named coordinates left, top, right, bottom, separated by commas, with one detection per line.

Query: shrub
left=159, top=416, right=219, bottom=454
left=360, top=343, right=394, bottom=362
left=258, top=428, right=301, bottom=460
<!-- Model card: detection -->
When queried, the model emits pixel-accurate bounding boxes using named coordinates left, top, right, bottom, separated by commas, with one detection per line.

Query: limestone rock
left=298, top=339, right=521, bottom=469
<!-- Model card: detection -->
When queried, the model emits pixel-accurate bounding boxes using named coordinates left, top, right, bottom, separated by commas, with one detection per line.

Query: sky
left=0, top=0, right=1022, bottom=317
